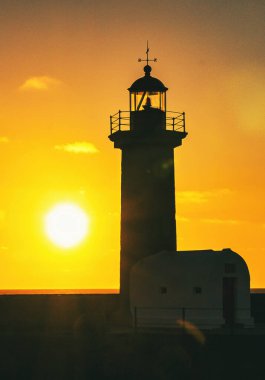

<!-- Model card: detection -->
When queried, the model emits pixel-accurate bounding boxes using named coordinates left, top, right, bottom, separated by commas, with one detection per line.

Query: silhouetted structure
left=109, top=46, right=253, bottom=328
left=131, top=249, right=253, bottom=328
left=109, top=50, right=187, bottom=311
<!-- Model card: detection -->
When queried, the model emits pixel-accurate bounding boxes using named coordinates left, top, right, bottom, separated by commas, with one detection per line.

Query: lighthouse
left=109, top=46, right=187, bottom=309
left=109, top=46, right=253, bottom=329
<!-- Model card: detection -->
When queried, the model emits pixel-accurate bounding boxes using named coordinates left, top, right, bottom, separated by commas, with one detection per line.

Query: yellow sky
left=0, top=1, right=264, bottom=289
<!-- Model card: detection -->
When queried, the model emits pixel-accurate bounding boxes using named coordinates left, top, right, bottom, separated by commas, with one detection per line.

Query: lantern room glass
left=130, top=91, right=166, bottom=112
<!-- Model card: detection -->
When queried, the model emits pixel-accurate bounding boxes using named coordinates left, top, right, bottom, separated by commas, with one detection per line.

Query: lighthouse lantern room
left=129, top=64, right=167, bottom=112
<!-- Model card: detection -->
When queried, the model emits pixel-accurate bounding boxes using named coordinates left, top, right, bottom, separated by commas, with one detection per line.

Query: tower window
left=225, top=263, right=236, bottom=273
left=160, top=286, right=167, bottom=294
left=194, top=287, right=202, bottom=294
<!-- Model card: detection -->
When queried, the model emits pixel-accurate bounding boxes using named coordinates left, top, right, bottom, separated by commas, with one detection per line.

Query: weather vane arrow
left=138, top=41, right=157, bottom=66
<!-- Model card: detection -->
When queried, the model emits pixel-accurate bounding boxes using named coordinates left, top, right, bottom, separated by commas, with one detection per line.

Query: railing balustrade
left=110, top=110, right=186, bottom=135
left=132, top=306, right=254, bottom=331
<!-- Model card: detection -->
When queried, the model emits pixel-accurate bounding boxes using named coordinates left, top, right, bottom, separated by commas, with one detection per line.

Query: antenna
left=138, top=41, right=157, bottom=66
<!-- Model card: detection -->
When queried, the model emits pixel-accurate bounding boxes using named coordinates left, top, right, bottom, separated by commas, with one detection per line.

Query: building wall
left=130, top=249, right=254, bottom=328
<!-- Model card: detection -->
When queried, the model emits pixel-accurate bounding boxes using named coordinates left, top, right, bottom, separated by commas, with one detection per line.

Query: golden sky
left=0, top=0, right=264, bottom=289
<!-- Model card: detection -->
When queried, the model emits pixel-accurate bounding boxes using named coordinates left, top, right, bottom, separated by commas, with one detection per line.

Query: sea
left=0, top=289, right=119, bottom=295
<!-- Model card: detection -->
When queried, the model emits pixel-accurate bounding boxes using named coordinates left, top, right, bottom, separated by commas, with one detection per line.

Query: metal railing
left=110, top=110, right=186, bottom=135
left=110, top=110, right=130, bottom=134
left=166, top=111, right=186, bottom=132
left=132, top=306, right=254, bottom=332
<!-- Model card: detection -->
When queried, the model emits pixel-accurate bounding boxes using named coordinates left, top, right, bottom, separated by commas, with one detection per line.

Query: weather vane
left=138, top=41, right=157, bottom=66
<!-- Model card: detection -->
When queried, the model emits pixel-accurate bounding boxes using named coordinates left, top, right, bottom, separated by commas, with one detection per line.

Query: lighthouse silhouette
left=109, top=45, right=253, bottom=328
left=109, top=45, right=187, bottom=311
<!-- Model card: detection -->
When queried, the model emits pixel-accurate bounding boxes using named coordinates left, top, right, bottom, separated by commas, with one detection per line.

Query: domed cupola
left=128, top=64, right=168, bottom=112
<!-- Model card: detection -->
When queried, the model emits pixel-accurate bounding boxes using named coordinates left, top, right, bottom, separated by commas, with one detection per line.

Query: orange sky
left=0, top=0, right=264, bottom=289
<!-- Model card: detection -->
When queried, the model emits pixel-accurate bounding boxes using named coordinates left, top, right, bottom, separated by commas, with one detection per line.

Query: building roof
left=131, top=249, right=250, bottom=279
left=128, top=65, right=168, bottom=92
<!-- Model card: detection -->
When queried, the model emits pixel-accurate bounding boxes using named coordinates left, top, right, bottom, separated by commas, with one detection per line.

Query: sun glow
left=44, top=203, right=89, bottom=248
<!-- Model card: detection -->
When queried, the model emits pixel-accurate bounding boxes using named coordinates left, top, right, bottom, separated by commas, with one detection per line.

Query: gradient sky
left=0, top=0, right=264, bottom=289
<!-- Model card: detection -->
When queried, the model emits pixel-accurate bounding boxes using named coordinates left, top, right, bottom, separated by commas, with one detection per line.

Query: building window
left=225, top=263, right=236, bottom=273
left=160, top=286, right=167, bottom=294
left=194, top=287, right=202, bottom=294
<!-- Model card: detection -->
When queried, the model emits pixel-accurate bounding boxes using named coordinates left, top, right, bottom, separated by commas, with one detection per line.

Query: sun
left=44, top=203, right=90, bottom=248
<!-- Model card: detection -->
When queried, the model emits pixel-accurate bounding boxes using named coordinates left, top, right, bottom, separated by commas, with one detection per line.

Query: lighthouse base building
left=130, top=249, right=254, bottom=329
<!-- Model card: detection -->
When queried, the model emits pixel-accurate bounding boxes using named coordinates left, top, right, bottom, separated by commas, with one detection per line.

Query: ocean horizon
left=0, top=289, right=120, bottom=295
left=0, top=288, right=264, bottom=295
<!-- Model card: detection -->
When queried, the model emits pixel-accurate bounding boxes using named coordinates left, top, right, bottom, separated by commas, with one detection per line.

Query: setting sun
left=44, top=203, right=89, bottom=249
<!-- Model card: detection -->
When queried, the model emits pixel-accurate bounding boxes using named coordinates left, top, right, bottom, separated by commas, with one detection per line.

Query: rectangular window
left=194, top=286, right=202, bottom=294
left=160, top=286, right=167, bottom=294
left=225, top=263, right=236, bottom=273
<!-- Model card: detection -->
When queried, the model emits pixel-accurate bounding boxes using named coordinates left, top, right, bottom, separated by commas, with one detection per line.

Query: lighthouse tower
left=109, top=47, right=187, bottom=309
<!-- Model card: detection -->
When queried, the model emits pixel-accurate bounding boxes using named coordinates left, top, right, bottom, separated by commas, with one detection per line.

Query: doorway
left=223, top=277, right=236, bottom=325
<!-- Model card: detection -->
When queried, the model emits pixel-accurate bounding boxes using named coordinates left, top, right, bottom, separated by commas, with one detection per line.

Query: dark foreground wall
left=0, top=293, right=264, bottom=330
left=0, top=294, right=119, bottom=332
left=0, top=325, right=265, bottom=379
left=251, top=293, right=265, bottom=323
left=0, top=294, right=264, bottom=379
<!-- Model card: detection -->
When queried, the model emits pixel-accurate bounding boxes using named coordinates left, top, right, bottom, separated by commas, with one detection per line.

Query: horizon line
left=0, top=289, right=120, bottom=295
left=0, top=288, right=264, bottom=295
